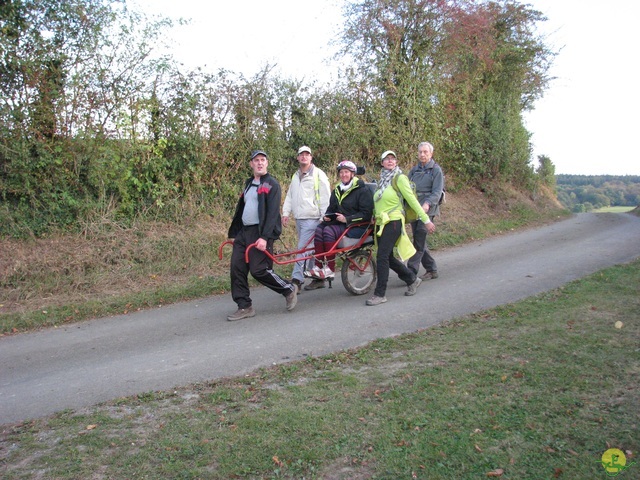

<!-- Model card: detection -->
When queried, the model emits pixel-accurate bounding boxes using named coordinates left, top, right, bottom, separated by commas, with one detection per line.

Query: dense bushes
left=0, top=0, right=555, bottom=237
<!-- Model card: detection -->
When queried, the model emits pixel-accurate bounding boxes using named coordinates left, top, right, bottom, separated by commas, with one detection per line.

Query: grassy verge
left=0, top=199, right=569, bottom=335
left=2, top=260, right=637, bottom=479
left=431, top=203, right=564, bottom=249
left=0, top=275, right=229, bottom=333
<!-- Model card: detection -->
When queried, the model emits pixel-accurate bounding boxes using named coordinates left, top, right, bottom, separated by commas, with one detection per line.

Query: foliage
left=536, top=154, right=555, bottom=189
left=1, top=0, right=557, bottom=238
left=555, top=175, right=640, bottom=212
left=0, top=0, right=173, bottom=234
left=340, top=0, right=553, bottom=186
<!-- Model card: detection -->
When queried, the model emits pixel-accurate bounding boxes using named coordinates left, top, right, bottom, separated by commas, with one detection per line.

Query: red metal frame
left=247, top=221, right=374, bottom=266
left=218, top=221, right=375, bottom=267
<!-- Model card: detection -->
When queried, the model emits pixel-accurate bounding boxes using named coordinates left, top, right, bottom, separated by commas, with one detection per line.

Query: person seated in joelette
left=304, top=160, right=374, bottom=290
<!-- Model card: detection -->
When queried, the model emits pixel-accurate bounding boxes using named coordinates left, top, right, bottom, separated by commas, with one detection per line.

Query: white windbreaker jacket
left=282, top=165, right=331, bottom=220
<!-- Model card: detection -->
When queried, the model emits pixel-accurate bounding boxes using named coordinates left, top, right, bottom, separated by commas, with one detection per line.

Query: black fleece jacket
left=228, top=173, right=283, bottom=241
left=324, top=177, right=374, bottom=225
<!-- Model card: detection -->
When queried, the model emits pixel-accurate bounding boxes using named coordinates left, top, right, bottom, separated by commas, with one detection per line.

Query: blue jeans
left=292, top=218, right=320, bottom=282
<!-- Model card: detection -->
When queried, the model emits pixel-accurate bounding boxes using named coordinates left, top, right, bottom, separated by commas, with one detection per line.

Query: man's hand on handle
left=255, top=238, right=267, bottom=251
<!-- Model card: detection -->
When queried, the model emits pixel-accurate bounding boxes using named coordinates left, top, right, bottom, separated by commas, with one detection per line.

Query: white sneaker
left=317, top=267, right=335, bottom=279
left=304, top=266, right=323, bottom=278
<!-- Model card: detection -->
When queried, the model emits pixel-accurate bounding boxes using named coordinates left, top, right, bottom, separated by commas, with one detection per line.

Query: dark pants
left=374, top=220, right=416, bottom=297
left=230, top=226, right=294, bottom=309
left=408, top=217, right=437, bottom=275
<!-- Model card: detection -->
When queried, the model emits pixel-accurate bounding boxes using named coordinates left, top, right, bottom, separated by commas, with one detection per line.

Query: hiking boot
left=291, top=278, right=303, bottom=294
left=285, top=283, right=298, bottom=311
left=405, top=277, right=422, bottom=296
left=227, top=306, right=256, bottom=321
left=421, top=270, right=439, bottom=280
left=304, top=279, right=326, bottom=290
left=366, top=295, right=387, bottom=306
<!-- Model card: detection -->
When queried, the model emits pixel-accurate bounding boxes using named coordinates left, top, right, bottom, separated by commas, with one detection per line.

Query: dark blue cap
left=251, top=150, right=268, bottom=160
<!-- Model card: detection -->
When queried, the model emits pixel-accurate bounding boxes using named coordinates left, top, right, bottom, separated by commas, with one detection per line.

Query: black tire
left=341, top=249, right=376, bottom=295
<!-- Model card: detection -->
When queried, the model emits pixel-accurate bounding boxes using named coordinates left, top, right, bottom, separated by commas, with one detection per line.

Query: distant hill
left=555, top=175, right=640, bottom=212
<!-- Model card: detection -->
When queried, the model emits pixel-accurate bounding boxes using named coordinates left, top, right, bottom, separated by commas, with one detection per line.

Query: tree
left=0, top=0, right=560, bottom=237
left=0, top=0, right=175, bottom=233
left=536, top=154, right=555, bottom=189
left=1, top=0, right=125, bottom=232
left=339, top=0, right=554, bottom=185
left=340, top=0, right=452, bottom=156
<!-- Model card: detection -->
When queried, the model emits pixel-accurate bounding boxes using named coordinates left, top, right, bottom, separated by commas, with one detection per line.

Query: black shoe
left=291, top=278, right=303, bottom=294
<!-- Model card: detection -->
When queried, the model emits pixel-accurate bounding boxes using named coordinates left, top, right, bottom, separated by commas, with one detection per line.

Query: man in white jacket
left=282, top=146, right=331, bottom=290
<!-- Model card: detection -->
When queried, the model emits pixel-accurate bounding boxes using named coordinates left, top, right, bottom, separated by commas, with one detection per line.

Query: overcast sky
left=138, top=0, right=640, bottom=176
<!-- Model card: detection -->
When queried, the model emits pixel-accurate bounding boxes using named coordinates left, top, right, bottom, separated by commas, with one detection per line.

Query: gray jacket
left=408, top=159, right=444, bottom=218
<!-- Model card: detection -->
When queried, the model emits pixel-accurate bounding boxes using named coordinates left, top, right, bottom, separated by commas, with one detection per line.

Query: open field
left=594, top=206, right=637, bottom=213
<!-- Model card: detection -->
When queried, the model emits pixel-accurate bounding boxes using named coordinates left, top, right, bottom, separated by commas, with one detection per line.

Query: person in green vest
left=367, top=150, right=435, bottom=306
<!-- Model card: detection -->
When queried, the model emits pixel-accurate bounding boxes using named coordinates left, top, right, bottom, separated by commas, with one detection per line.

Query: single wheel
left=341, top=249, right=376, bottom=295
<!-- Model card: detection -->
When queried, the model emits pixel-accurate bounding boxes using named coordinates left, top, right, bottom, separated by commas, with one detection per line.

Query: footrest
left=303, top=271, right=335, bottom=280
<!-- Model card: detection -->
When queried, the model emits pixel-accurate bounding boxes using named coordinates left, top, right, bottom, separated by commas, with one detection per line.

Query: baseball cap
left=251, top=150, right=268, bottom=160
left=297, top=146, right=312, bottom=155
left=380, top=150, right=397, bottom=162
left=336, top=160, right=357, bottom=172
